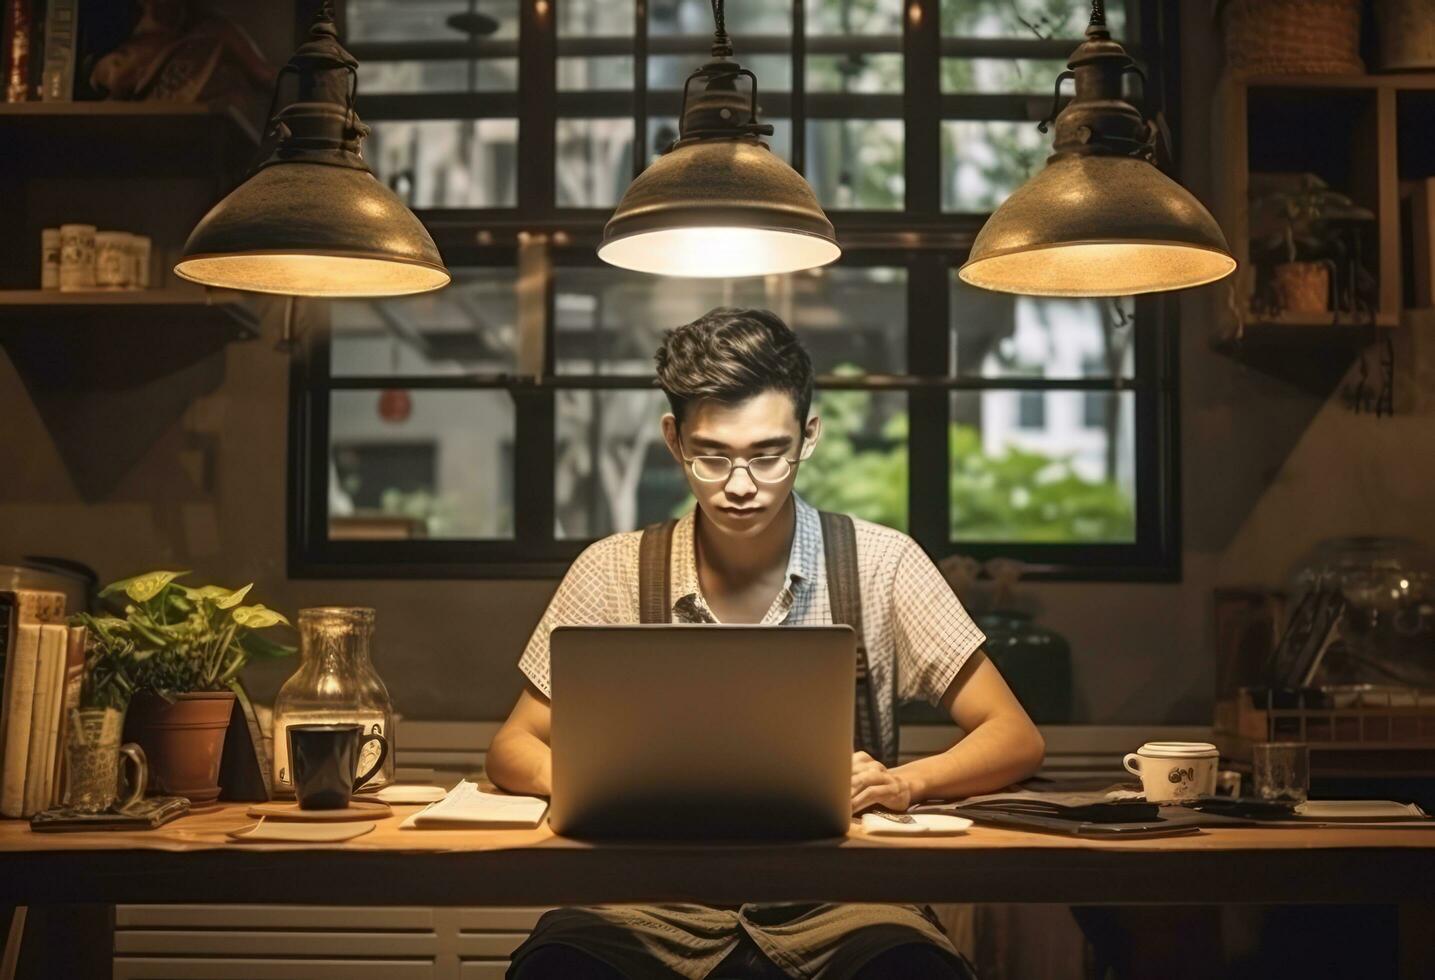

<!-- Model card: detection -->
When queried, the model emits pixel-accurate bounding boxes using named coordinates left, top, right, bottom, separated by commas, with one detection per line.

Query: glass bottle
left=272, top=607, right=395, bottom=795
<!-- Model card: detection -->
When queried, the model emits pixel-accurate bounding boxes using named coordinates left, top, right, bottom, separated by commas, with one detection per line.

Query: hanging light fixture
left=175, top=2, right=450, bottom=298
left=958, top=1, right=1234, bottom=297
left=598, top=0, right=840, bottom=278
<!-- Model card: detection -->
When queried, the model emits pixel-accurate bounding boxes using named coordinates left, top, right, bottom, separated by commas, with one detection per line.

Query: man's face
left=661, top=390, right=821, bottom=540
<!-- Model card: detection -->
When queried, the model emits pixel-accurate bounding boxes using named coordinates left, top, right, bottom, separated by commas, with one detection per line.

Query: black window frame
left=288, top=0, right=1183, bottom=583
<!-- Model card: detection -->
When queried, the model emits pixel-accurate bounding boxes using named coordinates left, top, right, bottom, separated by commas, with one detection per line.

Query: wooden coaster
left=246, top=800, right=392, bottom=822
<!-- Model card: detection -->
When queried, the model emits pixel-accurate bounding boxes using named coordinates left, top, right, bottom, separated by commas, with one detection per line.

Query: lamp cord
left=710, top=0, right=732, bottom=57
left=1089, top=0, right=1105, bottom=27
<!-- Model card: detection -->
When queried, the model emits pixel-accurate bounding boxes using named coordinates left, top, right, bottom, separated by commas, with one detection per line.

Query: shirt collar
left=671, top=493, right=822, bottom=618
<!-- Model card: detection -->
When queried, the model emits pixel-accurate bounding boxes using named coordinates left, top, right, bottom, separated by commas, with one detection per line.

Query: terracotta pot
left=1273, top=261, right=1330, bottom=315
left=124, top=691, right=235, bottom=804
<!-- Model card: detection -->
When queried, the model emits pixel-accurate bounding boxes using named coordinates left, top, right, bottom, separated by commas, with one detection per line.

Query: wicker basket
left=1222, top=0, right=1365, bottom=77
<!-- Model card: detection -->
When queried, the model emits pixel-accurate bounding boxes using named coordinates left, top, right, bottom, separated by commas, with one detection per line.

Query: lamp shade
left=958, top=155, right=1236, bottom=297
left=598, top=138, right=840, bottom=279
left=175, top=7, right=449, bottom=298
left=175, top=162, right=450, bottom=298
left=598, top=2, right=838, bottom=278
left=958, top=5, right=1234, bottom=298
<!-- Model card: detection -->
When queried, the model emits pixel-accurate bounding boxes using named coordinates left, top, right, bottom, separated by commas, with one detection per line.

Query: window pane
left=941, top=0, right=1126, bottom=39
left=553, top=265, right=906, bottom=376
left=558, top=56, right=634, bottom=91
left=950, top=390, right=1135, bottom=543
left=368, top=119, right=518, bottom=208
left=555, top=389, right=692, bottom=538
left=329, top=390, right=515, bottom=540
left=331, top=267, right=519, bottom=377
left=941, top=119, right=1045, bottom=212
left=808, top=0, right=902, bottom=34
left=941, top=57, right=1068, bottom=93
left=346, top=0, right=520, bottom=41
left=560, top=0, right=635, bottom=36
left=807, top=54, right=903, bottom=94
left=362, top=59, right=517, bottom=93
left=949, top=280, right=1135, bottom=378
left=648, top=54, right=792, bottom=91
left=555, top=389, right=909, bottom=538
left=651, top=0, right=791, bottom=36
left=808, top=119, right=904, bottom=209
left=796, top=391, right=908, bottom=532
left=556, top=118, right=636, bottom=208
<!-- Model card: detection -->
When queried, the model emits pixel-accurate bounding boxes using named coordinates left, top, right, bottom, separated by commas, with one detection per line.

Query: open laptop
left=548, top=624, right=855, bottom=840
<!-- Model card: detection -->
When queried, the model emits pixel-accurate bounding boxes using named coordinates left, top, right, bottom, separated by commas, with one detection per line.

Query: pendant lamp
left=175, top=2, right=450, bottom=298
left=958, top=1, right=1234, bottom=297
left=598, top=0, right=840, bottom=278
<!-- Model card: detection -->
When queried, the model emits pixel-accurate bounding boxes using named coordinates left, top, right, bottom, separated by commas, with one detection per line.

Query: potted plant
left=1252, top=174, right=1375, bottom=316
left=84, top=571, right=294, bottom=804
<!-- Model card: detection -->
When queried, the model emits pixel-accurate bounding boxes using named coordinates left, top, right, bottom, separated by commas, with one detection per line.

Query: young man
left=489, top=308, right=1045, bottom=980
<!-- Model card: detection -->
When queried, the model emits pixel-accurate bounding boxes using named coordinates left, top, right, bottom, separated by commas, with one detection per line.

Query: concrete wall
left=1, top=4, right=1431, bottom=724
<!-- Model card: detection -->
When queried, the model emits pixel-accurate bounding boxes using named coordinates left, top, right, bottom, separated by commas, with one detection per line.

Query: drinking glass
left=1252, top=742, right=1309, bottom=803
left=65, top=708, right=148, bottom=814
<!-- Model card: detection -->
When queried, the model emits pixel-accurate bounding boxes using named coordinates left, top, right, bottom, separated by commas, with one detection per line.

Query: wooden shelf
left=1239, top=73, right=1435, bottom=91
left=1208, top=71, right=1430, bottom=393
left=0, top=286, right=249, bottom=308
left=0, top=101, right=260, bottom=179
left=1211, top=321, right=1388, bottom=395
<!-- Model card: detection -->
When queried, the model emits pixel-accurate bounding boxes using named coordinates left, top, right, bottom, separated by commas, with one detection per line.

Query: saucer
left=246, top=800, right=392, bottom=822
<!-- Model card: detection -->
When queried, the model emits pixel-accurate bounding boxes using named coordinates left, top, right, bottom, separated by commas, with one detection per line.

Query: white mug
left=1122, top=741, right=1219, bottom=803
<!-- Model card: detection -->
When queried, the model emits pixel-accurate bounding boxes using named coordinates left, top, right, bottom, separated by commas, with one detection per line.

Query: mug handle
left=1122, top=753, right=1142, bottom=777
left=116, top=742, right=148, bottom=810
left=352, top=734, right=389, bottom=792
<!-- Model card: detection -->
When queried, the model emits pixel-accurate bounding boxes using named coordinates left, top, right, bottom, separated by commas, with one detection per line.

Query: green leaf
left=103, top=570, right=189, bottom=603
left=230, top=604, right=290, bottom=629
left=239, top=631, right=297, bottom=659
left=216, top=583, right=253, bottom=609
left=181, top=583, right=253, bottom=609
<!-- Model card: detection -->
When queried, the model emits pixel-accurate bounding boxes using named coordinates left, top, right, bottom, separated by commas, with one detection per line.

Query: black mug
left=288, top=723, right=389, bottom=810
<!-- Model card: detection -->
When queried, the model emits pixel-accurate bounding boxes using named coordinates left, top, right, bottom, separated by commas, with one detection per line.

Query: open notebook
left=399, top=780, right=549, bottom=830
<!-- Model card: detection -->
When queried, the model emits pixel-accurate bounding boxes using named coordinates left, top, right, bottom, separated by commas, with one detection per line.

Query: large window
left=290, top=0, right=1179, bottom=580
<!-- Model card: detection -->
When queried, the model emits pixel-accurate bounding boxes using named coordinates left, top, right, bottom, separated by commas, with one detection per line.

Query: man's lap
left=505, top=902, right=969, bottom=980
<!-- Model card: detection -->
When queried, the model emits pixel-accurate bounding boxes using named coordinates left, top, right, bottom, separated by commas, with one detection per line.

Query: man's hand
left=850, top=750, right=913, bottom=815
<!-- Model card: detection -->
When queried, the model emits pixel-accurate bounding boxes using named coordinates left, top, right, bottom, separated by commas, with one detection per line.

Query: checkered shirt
left=517, top=493, right=987, bottom=756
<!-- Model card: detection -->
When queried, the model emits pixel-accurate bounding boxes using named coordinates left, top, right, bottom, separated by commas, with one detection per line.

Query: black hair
left=654, top=308, right=815, bottom=428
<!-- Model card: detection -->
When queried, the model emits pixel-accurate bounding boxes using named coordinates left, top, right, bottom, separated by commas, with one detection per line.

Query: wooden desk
left=3, top=804, right=1434, bottom=907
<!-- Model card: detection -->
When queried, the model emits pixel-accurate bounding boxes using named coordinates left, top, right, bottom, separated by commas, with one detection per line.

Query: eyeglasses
left=680, top=440, right=813, bottom=484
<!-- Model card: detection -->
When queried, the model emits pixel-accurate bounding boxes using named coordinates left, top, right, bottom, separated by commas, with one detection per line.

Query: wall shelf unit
left=1209, top=72, right=1435, bottom=390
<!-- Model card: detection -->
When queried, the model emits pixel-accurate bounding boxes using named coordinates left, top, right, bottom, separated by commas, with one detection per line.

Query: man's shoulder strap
left=817, top=511, right=864, bottom=638
left=818, top=510, right=890, bottom=765
left=638, top=519, right=678, bottom=624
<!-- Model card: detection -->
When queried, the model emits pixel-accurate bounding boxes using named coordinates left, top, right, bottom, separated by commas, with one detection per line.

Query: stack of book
left=0, top=588, right=85, bottom=818
left=2, top=0, right=80, bottom=103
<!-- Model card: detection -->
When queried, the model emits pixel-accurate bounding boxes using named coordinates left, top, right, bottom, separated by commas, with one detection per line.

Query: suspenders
left=636, top=512, right=892, bottom=767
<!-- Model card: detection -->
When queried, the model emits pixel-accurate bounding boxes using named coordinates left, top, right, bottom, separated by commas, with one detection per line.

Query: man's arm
left=486, top=683, right=554, bottom=796
left=851, top=651, right=1044, bottom=811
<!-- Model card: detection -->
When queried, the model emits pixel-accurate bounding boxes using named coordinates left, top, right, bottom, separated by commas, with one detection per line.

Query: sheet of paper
left=227, top=818, right=375, bottom=843
left=399, top=780, right=548, bottom=829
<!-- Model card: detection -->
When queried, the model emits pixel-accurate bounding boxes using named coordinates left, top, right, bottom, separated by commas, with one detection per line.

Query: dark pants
left=508, top=933, right=976, bottom=980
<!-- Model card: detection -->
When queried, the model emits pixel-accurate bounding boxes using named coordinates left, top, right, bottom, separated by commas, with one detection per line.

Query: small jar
left=95, top=231, right=131, bottom=289
left=58, top=224, right=96, bottom=291
left=272, top=608, right=395, bottom=795
left=41, top=228, right=60, bottom=289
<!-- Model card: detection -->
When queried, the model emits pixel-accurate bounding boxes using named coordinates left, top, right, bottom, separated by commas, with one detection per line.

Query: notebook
left=399, top=780, right=548, bottom=830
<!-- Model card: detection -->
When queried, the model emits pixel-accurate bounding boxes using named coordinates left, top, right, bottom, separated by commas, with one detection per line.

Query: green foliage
left=69, top=613, right=139, bottom=712
left=947, top=424, right=1133, bottom=541
left=1252, top=173, right=1375, bottom=263
left=795, top=396, right=1134, bottom=542
left=80, top=572, right=297, bottom=699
